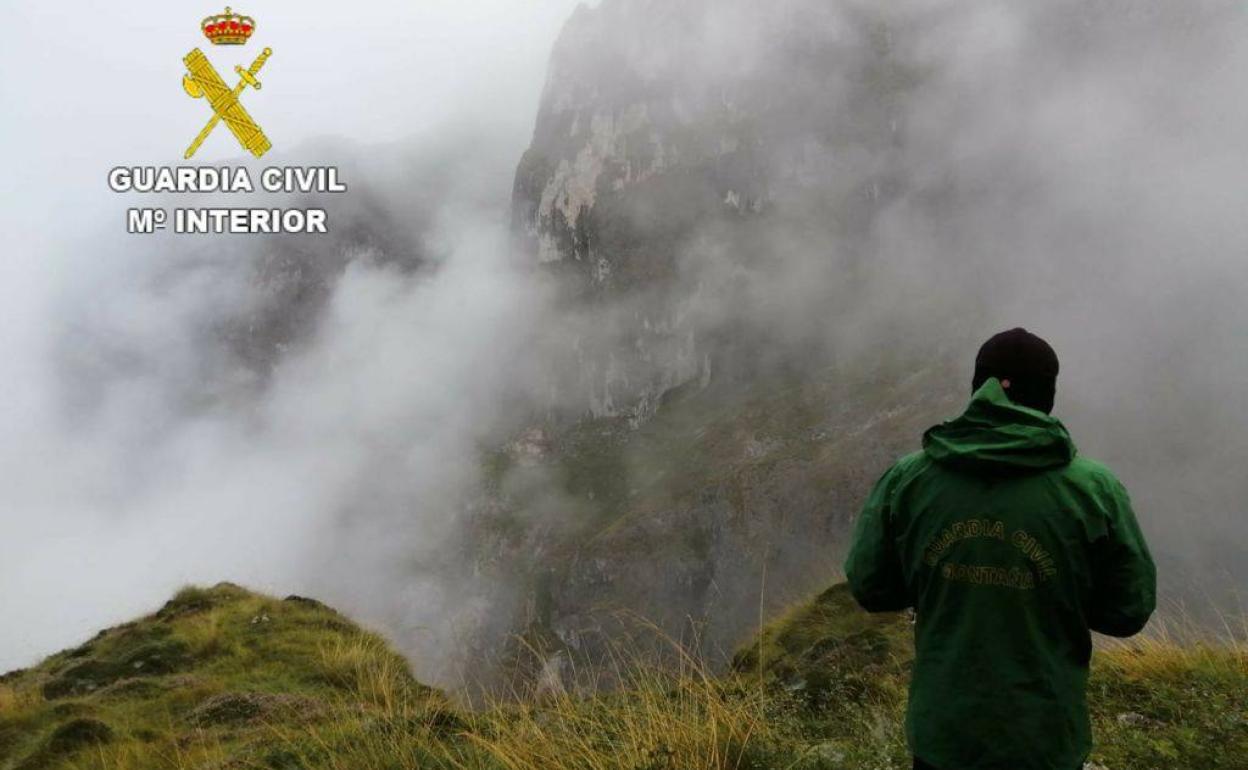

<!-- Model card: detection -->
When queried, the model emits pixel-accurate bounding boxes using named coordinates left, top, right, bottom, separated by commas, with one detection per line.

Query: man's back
left=846, top=377, right=1156, bottom=770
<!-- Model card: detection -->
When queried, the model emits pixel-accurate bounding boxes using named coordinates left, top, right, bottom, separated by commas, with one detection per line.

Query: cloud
left=0, top=0, right=581, bottom=677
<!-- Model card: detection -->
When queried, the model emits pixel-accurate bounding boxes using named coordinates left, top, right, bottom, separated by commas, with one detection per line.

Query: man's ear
left=1000, top=378, right=1011, bottom=389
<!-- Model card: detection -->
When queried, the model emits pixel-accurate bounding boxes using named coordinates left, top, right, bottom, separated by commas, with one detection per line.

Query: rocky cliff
left=510, top=0, right=927, bottom=422
left=463, top=0, right=967, bottom=686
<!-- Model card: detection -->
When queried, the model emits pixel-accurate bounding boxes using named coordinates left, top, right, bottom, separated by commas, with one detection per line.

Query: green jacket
left=845, top=378, right=1156, bottom=770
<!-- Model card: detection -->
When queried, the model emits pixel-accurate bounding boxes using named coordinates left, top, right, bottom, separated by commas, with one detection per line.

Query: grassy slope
left=0, top=584, right=448, bottom=770
left=2, top=583, right=1244, bottom=770
left=734, top=583, right=1248, bottom=770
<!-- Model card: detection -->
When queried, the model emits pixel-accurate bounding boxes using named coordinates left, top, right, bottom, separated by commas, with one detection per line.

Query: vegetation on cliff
left=1, top=583, right=1243, bottom=770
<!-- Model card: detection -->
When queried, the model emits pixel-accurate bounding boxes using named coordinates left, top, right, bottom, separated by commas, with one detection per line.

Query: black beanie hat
left=972, top=328, right=1060, bottom=413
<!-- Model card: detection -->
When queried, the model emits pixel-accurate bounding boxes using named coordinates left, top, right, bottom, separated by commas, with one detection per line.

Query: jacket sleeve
left=1088, top=477, right=1157, bottom=637
left=845, top=464, right=911, bottom=612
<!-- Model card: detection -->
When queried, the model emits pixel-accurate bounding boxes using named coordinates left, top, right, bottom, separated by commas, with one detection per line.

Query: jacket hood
left=923, top=378, right=1075, bottom=473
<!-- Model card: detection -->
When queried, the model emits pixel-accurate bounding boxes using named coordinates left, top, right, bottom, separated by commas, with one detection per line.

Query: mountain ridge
left=2, top=582, right=1242, bottom=769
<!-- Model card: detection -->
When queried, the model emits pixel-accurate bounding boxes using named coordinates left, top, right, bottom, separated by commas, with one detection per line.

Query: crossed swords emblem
left=182, top=47, right=273, bottom=159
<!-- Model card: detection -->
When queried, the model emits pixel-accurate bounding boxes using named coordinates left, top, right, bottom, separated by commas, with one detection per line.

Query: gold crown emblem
left=201, top=7, right=255, bottom=45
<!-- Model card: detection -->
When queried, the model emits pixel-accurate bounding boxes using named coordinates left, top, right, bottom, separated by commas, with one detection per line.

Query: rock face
left=464, top=365, right=959, bottom=687
left=478, top=0, right=952, bottom=685
left=511, top=0, right=921, bottom=422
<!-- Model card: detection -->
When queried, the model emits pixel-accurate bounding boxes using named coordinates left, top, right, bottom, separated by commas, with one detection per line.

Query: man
left=845, top=328, right=1156, bottom=770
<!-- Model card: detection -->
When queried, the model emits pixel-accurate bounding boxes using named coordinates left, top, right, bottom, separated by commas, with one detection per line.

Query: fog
left=0, top=0, right=581, bottom=676
left=516, top=0, right=1248, bottom=597
left=870, top=1, right=1248, bottom=595
left=2, top=0, right=1247, bottom=680
left=483, top=0, right=1248, bottom=668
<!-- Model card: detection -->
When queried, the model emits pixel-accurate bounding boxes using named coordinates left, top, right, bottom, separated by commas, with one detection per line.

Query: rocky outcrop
left=511, top=0, right=921, bottom=421
left=469, top=0, right=946, bottom=687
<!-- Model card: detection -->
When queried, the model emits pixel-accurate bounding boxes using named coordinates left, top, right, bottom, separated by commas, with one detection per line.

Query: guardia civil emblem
left=182, top=8, right=273, bottom=159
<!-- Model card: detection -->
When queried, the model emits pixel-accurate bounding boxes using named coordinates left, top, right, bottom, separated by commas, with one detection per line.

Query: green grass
left=0, top=584, right=443, bottom=770
left=1, top=583, right=1243, bottom=770
left=733, top=583, right=1248, bottom=770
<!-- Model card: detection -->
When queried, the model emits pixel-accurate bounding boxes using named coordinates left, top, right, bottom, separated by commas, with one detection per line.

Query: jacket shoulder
left=1061, top=455, right=1127, bottom=494
left=859, top=451, right=935, bottom=507
left=881, top=450, right=937, bottom=489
